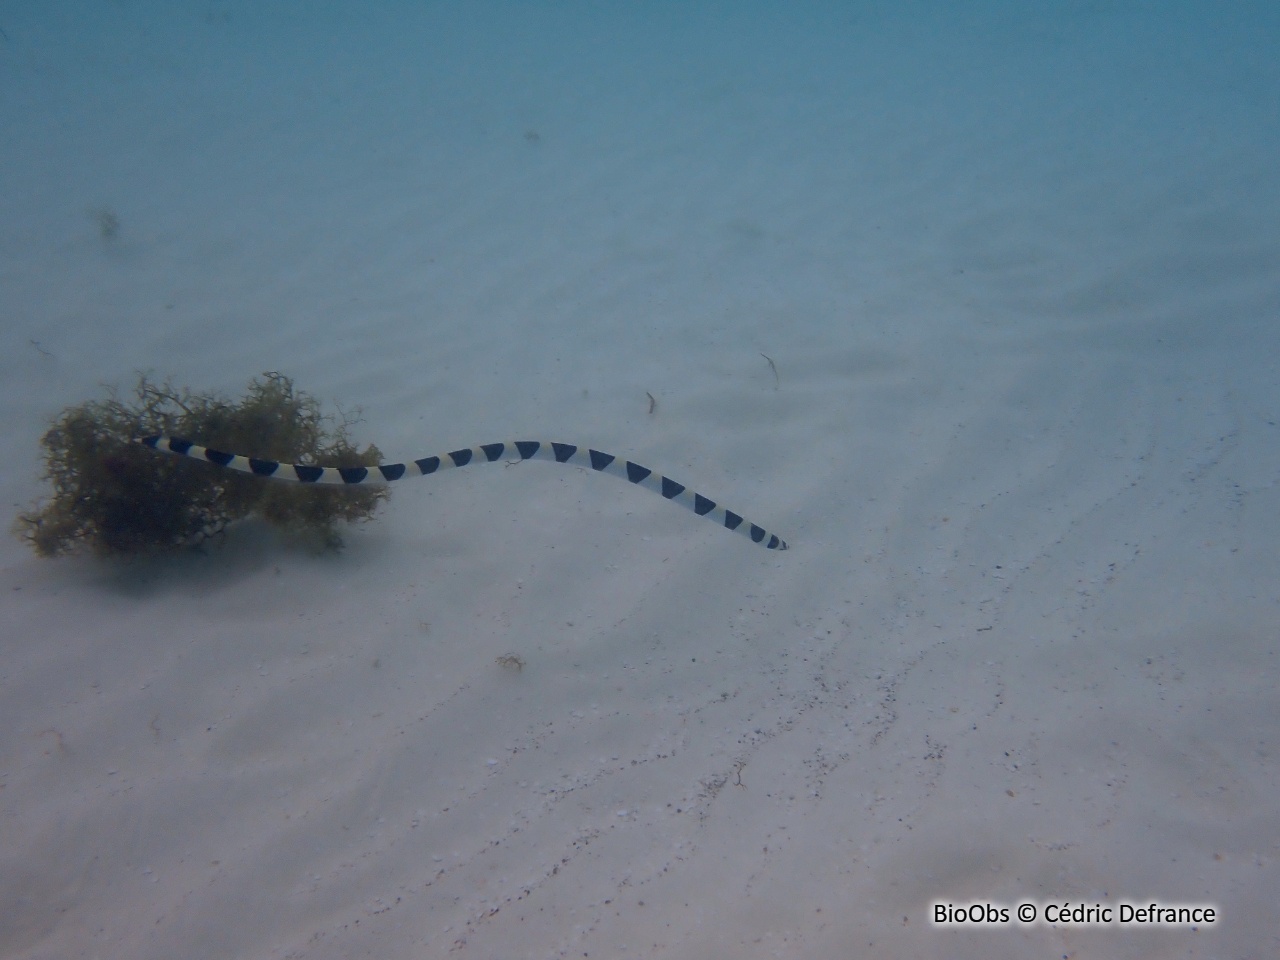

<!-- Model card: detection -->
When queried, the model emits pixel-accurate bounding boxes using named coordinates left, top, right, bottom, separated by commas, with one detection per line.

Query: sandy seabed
left=1, top=4, right=1277, bottom=958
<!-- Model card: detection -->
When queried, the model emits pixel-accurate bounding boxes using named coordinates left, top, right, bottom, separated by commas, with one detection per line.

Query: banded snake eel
left=138, top=435, right=788, bottom=550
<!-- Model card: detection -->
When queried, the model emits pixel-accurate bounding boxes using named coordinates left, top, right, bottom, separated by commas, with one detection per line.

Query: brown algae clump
left=15, top=372, right=388, bottom=557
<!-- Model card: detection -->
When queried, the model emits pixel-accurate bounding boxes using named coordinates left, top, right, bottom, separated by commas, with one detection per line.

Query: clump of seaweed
left=14, top=372, right=388, bottom=557
left=89, top=206, right=120, bottom=241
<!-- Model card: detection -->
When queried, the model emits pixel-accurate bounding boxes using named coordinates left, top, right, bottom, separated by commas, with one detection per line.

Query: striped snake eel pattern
left=138, top=436, right=789, bottom=550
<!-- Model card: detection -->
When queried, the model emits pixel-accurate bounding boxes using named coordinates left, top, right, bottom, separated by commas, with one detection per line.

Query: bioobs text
left=933, top=903, right=1010, bottom=925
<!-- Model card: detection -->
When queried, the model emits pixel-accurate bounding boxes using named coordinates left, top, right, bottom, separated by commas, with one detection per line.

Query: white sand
left=2, top=4, right=1278, bottom=958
